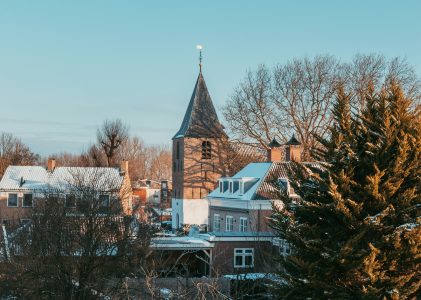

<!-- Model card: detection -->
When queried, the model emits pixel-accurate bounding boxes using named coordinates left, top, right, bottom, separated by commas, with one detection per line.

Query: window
left=219, top=181, right=223, bottom=193
left=7, top=193, right=18, bottom=207
left=201, top=141, right=211, bottom=159
left=20, top=219, right=31, bottom=226
left=240, top=217, right=248, bottom=232
left=66, top=194, right=76, bottom=208
left=234, top=248, right=254, bottom=268
left=233, top=181, right=239, bottom=193
left=226, top=216, right=233, bottom=232
left=229, top=181, right=233, bottom=193
left=223, top=181, right=229, bottom=192
left=214, top=214, right=220, bottom=231
left=22, top=193, right=33, bottom=207
left=99, top=195, right=110, bottom=208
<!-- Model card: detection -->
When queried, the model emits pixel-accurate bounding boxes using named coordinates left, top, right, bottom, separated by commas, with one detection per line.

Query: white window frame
left=20, top=219, right=31, bottom=225
left=234, top=248, right=254, bottom=268
left=7, top=193, right=18, bottom=207
left=239, top=217, right=248, bottom=232
left=226, top=215, right=233, bottom=232
left=213, top=214, right=220, bottom=231
left=233, top=181, right=239, bottom=193
left=22, top=193, right=33, bottom=207
left=239, top=181, right=244, bottom=195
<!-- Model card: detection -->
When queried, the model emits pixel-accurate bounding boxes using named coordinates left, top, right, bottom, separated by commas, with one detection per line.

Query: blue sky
left=1, top=1, right=420, bottom=155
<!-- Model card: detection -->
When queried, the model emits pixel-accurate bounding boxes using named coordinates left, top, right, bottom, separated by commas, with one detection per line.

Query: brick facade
left=172, top=137, right=227, bottom=200
left=211, top=240, right=277, bottom=275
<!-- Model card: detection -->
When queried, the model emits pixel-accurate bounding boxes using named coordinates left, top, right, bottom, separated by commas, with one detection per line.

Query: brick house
left=204, top=136, right=318, bottom=275
left=132, top=179, right=172, bottom=208
left=0, top=159, right=133, bottom=227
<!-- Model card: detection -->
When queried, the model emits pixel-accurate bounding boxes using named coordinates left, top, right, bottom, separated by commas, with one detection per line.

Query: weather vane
left=196, top=44, right=203, bottom=72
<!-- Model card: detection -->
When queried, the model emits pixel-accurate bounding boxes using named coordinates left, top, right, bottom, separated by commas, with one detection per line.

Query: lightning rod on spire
left=196, top=44, right=203, bottom=72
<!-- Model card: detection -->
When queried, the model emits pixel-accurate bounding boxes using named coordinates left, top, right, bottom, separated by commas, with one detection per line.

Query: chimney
left=285, top=135, right=302, bottom=162
left=120, top=160, right=129, bottom=175
left=47, top=158, right=56, bottom=171
left=267, top=138, right=282, bottom=162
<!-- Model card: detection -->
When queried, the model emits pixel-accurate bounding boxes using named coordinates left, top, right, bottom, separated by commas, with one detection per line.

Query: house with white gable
left=204, top=136, right=306, bottom=274
left=0, top=159, right=132, bottom=228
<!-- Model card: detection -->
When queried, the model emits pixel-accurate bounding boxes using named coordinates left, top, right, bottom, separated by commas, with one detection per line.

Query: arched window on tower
left=202, top=141, right=212, bottom=159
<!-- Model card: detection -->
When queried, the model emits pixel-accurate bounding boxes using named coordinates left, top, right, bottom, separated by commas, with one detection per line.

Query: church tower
left=172, top=66, right=228, bottom=230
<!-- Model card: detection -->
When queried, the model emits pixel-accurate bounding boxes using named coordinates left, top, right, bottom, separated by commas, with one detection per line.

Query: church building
left=171, top=66, right=228, bottom=230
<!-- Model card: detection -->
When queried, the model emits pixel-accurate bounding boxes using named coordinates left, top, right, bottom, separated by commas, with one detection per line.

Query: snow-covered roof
left=0, top=166, right=124, bottom=192
left=0, top=166, right=49, bottom=191
left=207, top=162, right=272, bottom=200
left=150, top=236, right=214, bottom=249
left=208, top=161, right=322, bottom=201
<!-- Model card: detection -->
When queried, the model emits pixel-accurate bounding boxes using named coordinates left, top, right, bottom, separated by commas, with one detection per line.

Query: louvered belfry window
left=201, top=141, right=212, bottom=159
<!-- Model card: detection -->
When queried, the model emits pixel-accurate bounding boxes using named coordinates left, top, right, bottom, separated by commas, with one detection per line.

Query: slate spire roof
left=173, top=71, right=226, bottom=139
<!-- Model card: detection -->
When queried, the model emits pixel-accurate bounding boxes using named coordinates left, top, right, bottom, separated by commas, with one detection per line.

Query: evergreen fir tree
left=271, top=81, right=420, bottom=299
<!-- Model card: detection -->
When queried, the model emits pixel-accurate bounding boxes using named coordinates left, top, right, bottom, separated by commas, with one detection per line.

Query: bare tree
left=272, top=55, right=340, bottom=159
left=116, top=136, right=148, bottom=181
left=223, top=54, right=420, bottom=160
left=0, top=169, right=156, bottom=299
left=97, top=119, right=129, bottom=167
left=147, top=145, right=172, bottom=181
left=343, top=54, right=421, bottom=110
left=223, top=65, right=283, bottom=149
left=0, top=132, right=39, bottom=177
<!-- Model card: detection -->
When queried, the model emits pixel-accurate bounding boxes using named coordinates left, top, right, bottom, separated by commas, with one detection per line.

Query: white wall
left=171, top=198, right=209, bottom=229
left=182, top=198, right=209, bottom=226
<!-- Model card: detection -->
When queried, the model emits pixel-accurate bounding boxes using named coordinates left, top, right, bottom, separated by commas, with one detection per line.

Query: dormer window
left=219, top=181, right=223, bottom=193
left=201, top=141, right=211, bottom=159
left=233, top=181, right=239, bottom=193
left=229, top=181, right=233, bottom=193
left=223, top=181, right=229, bottom=192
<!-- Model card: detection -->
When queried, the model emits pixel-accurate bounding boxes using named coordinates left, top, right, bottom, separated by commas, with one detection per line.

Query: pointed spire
left=173, top=71, right=226, bottom=139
